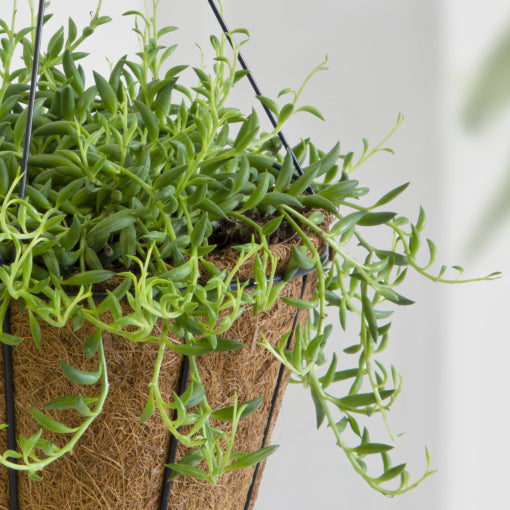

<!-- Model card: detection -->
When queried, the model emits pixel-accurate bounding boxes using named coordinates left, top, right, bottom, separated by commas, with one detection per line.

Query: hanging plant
left=0, top=0, right=499, bottom=508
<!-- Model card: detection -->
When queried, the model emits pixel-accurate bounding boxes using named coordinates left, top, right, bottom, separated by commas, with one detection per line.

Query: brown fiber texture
left=0, top=231, right=323, bottom=510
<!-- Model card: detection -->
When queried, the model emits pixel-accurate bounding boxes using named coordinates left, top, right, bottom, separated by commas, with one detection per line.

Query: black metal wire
left=1, top=2, right=46, bottom=508
left=156, top=260, right=321, bottom=508
left=208, top=0, right=318, bottom=193
left=18, top=0, right=45, bottom=202
left=159, top=356, right=190, bottom=509
left=1, top=254, right=17, bottom=510
left=242, top=274, right=309, bottom=510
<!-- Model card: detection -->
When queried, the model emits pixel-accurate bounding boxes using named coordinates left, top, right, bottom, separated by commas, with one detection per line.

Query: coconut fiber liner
left=0, top=235, right=322, bottom=510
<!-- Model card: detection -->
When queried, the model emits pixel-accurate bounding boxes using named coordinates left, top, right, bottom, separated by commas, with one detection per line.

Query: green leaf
left=74, top=394, right=95, bottom=417
left=13, top=109, right=29, bottom=151
left=43, top=395, right=97, bottom=411
left=239, top=172, right=270, bottom=213
left=190, top=214, right=209, bottom=247
left=29, top=407, right=78, bottom=434
left=62, top=49, right=84, bottom=94
left=87, top=210, right=137, bottom=247
left=330, top=212, right=366, bottom=236
left=168, top=450, right=204, bottom=480
left=299, top=194, right=338, bottom=215
left=373, top=182, right=410, bottom=207
left=139, top=394, right=155, bottom=424
left=375, top=250, right=409, bottom=266
left=321, top=353, right=338, bottom=389
left=180, top=382, right=206, bottom=408
left=256, top=95, right=279, bottom=116
left=28, top=310, right=41, bottom=349
left=76, top=86, right=97, bottom=121
left=352, top=443, right=394, bottom=455
left=60, top=215, right=82, bottom=251
left=134, top=99, right=160, bottom=142
left=323, top=368, right=359, bottom=384
left=225, top=445, right=279, bottom=471
left=416, top=206, right=426, bottom=231
left=119, top=224, right=137, bottom=266
left=157, top=25, right=178, bottom=38
left=233, top=109, right=259, bottom=150
left=165, top=463, right=210, bottom=481
left=47, top=26, right=64, bottom=59
left=163, top=260, right=194, bottom=282
left=19, top=429, right=43, bottom=461
left=426, top=239, right=437, bottom=268
left=3, top=449, right=22, bottom=460
left=281, top=296, right=316, bottom=310
left=358, top=212, right=396, bottom=226
left=310, top=383, right=325, bottom=428
left=344, top=344, right=361, bottom=355
left=0, top=332, right=24, bottom=346
left=233, top=69, right=250, bottom=83
left=335, top=390, right=394, bottom=409
left=316, top=142, right=341, bottom=176
left=289, top=245, right=315, bottom=271
left=82, top=329, right=102, bottom=358
left=154, top=164, right=187, bottom=189
left=295, top=105, right=325, bottom=120
left=278, top=103, right=294, bottom=125
left=362, top=291, right=378, bottom=341
left=59, top=359, right=101, bottom=385
left=377, top=463, right=407, bottom=483
left=211, top=396, right=263, bottom=421
left=409, top=224, right=421, bottom=256
left=260, top=192, right=302, bottom=209
left=377, top=286, right=415, bottom=306
left=274, top=152, right=294, bottom=192
left=286, top=161, right=321, bottom=196
left=28, top=471, right=43, bottom=482
left=61, top=270, right=115, bottom=286
left=168, top=337, right=245, bottom=356
left=93, top=71, right=118, bottom=114
left=261, top=215, right=283, bottom=236
left=335, top=417, right=348, bottom=434
left=197, top=197, right=227, bottom=218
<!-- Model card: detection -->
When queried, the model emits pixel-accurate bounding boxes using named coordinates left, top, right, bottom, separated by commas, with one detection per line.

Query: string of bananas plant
left=0, top=0, right=498, bottom=496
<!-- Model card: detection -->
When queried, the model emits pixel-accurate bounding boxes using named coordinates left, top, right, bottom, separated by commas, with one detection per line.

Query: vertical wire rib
left=242, top=274, right=309, bottom=510
left=159, top=356, right=190, bottom=509
left=1, top=288, right=17, bottom=510
left=1, top=2, right=46, bottom=508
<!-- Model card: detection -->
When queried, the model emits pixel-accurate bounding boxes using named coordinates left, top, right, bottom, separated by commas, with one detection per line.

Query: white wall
left=227, top=1, right=446, bottom=509
left=443, top=2, right=510, bottom=510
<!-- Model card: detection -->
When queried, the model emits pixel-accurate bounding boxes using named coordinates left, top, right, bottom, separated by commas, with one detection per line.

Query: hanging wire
left=2, top=1, right=46, bottom=508
left=207, top=0, right=318, bottom=194
left=18, top=0, right=46, bottom=202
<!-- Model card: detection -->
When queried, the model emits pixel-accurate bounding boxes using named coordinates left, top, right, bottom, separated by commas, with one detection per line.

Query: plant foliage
left=0, top=0, right=499, bottom=495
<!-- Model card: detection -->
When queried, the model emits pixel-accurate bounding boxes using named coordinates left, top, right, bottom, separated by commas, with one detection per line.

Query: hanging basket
left=0, top=235, right=325, bottom=510
left=0, top=2, right=329, bottom=508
